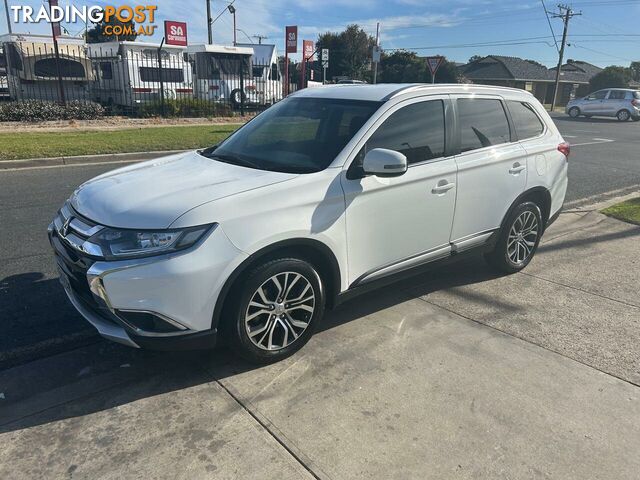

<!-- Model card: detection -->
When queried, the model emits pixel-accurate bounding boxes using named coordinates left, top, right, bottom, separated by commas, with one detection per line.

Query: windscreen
left=202, top=97, right=382, bottom=173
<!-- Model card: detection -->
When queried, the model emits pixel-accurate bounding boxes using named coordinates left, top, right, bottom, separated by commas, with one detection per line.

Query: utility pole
left=3, top=0, right=12, bottom=35
left=373, top=22, right=380, bottom=84
left=550, top=4, right=580, bottom=112
left=206, top=0, right=213, bottom=44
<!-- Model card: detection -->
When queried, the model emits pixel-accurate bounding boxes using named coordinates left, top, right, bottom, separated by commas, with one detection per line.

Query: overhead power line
left=541, top=0, right=559, bottom=52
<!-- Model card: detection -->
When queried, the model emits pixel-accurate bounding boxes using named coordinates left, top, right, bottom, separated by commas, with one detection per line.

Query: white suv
left=49, top=84, right=569, bottom=363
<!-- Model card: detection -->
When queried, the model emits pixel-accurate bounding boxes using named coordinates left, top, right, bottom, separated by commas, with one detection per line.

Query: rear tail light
left=132, top=87, right=152, bottom=93
left=558, top=142, right=571, bottom=159
left=175, top=88, right=193, bottom=93
left=245, top=85, right=256, bottom=91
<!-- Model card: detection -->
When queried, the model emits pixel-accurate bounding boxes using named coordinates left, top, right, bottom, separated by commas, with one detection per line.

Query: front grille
left=52, top=202, right=104, bottom=258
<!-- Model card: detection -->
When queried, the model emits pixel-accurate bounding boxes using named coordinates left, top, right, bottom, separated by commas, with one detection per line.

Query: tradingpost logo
left=10, top=3, right=159, bottom=37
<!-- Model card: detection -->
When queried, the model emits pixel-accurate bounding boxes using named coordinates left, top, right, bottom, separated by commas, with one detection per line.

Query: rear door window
left=608, top=90, right=626, bottom=100
left=457, top=98, right=511, bottom=152
left=507, top=101, right=544, bottom=140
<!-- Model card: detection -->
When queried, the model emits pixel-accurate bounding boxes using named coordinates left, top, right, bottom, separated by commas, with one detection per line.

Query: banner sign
left=164, top=20, right=188, bottom=46
left=426, top=56, right=444, bottom=76
left=303, top=39, right=315, bottom=61
left=285, top=26, right=298, bottom=53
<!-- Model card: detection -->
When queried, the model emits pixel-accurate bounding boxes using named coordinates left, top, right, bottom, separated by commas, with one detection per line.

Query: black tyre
left=568, top=106, right=580, bottom=118
left=226, top=258, right=325, bottom=364
left=617, top=109, right=631, bottom=122
left=485, top=202, right=543, bottom=274
left=230, top=89, right=246, bottom=108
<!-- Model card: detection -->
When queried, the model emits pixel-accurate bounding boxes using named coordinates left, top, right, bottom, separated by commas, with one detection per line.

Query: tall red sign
left=301, top=40, right=315, bottom=89
left=303, top=40, right=315, bottom=61
left=285, top=26, right=298, bottom=53
left=164, top=21, right=188, bottom=46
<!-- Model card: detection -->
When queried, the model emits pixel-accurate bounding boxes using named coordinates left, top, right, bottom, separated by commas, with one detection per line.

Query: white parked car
left=49, top=84, right=569, bottom=363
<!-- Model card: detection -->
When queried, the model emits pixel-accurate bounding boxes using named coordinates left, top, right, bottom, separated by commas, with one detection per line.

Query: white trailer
left=236, top=43, right=283, bottom=104
left=88, top=41, right=193, bottom=108
left=0, top=34, right=93, bottom=102
left=188, top=44, right=262, bottom=107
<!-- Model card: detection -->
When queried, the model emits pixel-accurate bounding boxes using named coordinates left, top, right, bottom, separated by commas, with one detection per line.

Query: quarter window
left=508, top=101, right=544, bottom=140
left=457, top=98, right=511, bottom=152
left=363, top=100, right=446, bottom=165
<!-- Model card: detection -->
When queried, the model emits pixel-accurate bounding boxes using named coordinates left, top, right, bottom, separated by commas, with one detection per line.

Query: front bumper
left=48, top=216, right=247, bottom=350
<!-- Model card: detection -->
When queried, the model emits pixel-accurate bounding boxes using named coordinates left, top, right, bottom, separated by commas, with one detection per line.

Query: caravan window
left=139, top=67, right=185, bottom=83
left=196, top=53, right=250, bottom=80
left=270, top=64, right=280, bottom=81
left=252, top=66, right=264, bottom=78
left=99, top=62, right=113, bottom=80
left=34, top=58, right=85, bottom=78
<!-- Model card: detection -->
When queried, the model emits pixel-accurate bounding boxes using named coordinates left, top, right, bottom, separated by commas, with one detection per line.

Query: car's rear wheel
left=226, top=258, right=325, bottom=363
left=617, top=109, right=631, bottom=121
left=568, top=107, right=580, bottom=118
left=485, top=202, right=543, bottom=274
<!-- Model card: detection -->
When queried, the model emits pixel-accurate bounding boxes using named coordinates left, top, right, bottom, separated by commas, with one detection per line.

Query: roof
left=187, top=44, right=253, bottom=55
left=459, top=55, right=553, bottom=82
left=550, top=60, right=602, bottom=83
left=291, top=83, right=534, bottom=102
left=236, top=43, right=277, bottom=64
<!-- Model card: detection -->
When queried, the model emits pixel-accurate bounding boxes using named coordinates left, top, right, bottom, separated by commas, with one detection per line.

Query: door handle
left=509, top=164, right=526, bottom=175
left=431, top=181, right=455, bottom=194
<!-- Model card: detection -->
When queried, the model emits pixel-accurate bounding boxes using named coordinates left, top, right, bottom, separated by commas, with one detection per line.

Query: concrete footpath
left=0, top=206, right=638, bottom=479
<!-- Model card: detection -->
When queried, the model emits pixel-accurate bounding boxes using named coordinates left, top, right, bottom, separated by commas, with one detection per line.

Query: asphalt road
left=1, top=114, right=639, bottom=368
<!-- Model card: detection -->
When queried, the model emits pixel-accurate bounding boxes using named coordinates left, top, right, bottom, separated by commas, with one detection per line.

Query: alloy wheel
left=244, top=272, right=316, bottom=351
left=618, top=110, right=630, bottom=121
left=507, top=211, right=539, bottom=265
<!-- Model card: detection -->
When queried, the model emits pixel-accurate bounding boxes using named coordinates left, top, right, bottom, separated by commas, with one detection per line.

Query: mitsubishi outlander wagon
left=49, top=84, right=569, bottom=363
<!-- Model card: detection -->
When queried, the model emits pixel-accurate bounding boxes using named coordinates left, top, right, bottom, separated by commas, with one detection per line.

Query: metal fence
left=0, top=41, right=290, bottom=117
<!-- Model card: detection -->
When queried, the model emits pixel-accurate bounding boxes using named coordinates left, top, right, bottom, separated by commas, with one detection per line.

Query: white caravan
left=0, top=34, right=93, bottom=101
left=88, top=41, right=193, bottom=108
left=188, top=44, right=262, bottom=107
left=236, top=43, right=283, bottom=104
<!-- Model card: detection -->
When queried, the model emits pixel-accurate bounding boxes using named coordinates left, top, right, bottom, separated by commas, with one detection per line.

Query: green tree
left=468, top=55, right=483, bottom=63
left=379, top=51, right=460, bottom=84
left=589, top=66, right=632, bottom=92
left=86, top=14, right=137, bottom=43
left=379, top=50, right=426, bottom=83
left=316, top=24, right=376, bottom=81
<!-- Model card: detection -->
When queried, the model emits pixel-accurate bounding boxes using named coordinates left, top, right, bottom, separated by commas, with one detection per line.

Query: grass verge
left=601, top=197, right=640, bottom=226
left=0, top=124, right=241, bottom=160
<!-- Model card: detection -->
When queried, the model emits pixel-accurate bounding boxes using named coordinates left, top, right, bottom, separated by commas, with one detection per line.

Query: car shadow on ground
left=552, top=115, right=634, bottom=124
left=0, top=256, right=503, bottom=434
left=3, top=224, right=638, bottom=434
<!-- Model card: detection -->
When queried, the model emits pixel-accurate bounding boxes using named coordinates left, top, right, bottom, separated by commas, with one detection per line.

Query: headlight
left=87, top=224, right=215, bottom=260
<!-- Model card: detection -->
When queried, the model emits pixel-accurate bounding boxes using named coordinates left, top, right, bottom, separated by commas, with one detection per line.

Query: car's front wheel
left=485, top=202, right=543, bottom=274
left=227, top=258, right=325, bottom=363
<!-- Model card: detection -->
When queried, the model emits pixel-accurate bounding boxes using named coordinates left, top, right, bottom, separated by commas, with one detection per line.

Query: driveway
left=1, top=206, right=638, bottom=479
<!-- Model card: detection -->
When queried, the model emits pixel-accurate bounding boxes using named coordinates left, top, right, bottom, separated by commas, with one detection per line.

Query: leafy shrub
left=0, top=100, right=105, bottom=122
left=138, top=99, right=233, bottom=118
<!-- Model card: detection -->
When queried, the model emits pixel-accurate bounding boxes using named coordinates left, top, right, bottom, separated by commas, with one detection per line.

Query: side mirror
left=362, top=148, right=408, bottom=178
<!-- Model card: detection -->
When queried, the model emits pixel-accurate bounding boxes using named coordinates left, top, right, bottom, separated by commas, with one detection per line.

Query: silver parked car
left=566, top=88, right=640, bottom=121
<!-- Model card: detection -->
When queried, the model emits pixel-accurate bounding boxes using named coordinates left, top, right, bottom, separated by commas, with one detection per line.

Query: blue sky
left=2, top=0, right=639, bottom=67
